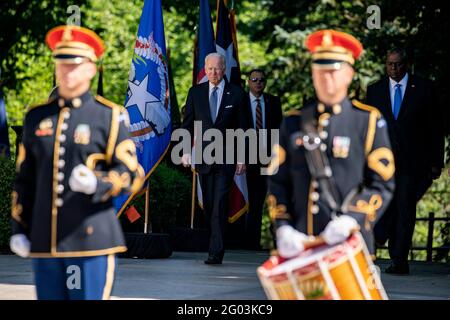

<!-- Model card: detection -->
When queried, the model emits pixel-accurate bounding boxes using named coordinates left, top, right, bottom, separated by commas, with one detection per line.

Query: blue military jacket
left=12, top=90, right=144, bottom=257
left=268, top=98, right=395, bottom=254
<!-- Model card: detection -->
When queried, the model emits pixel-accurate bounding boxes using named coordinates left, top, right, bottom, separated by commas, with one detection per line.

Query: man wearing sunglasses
left=243, top=69, right=282, bottom=250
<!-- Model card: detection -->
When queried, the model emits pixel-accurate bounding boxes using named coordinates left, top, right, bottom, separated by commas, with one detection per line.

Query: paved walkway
left=0, top=252, right=448, bottom=300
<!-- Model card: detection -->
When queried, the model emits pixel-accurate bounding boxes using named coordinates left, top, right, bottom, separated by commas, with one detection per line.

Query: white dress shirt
left=389, top=73, right=408, bottom=114
left=249, top=92, right=265, bottom=129
left=209, top=79, right=225, bottom=118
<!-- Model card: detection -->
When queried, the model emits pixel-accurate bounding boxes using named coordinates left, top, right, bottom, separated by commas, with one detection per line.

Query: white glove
left=276, top=225, right=310, bottom=258
left=181, top=153, right=192, bottom=167
left=10, top=234, right=30, bottom=258
left=322, top=215, right=358, bottom=245
left=69, top=164, right=97, bottom=195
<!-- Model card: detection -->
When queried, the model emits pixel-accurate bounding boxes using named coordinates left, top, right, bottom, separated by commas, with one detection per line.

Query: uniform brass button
left=60, top=134, right=66, bottom=142
left=56, top=198, right=63, bottom=207
left=319, top=131, right=328, bottom=139
left=58, top=159, right=65, bottom=168
left=72, top=98, right=82, bottom=108
left=320, top=144, right=327, bottom=152
left=332, top=104, right=342, bottom=114
left=86, top=226, right=94, bottom=235
left=58, top=98, right=65, bottom=108
left=311, top=205, right=319, bottom=214
left=57, top=172, right=64, bottom=181
left=57, top=185, right=64, bottom=193
left=317, top=103, right=325, bottom=113
left=310, top=192, right=319, bottom=201
left=63, top=112, right=70, bottom=119
left=59, top=147, right=65, bottom=155
left=61, top=123, right=68, bottom=131
left=320, top=119, right=329, bottom=127
left=312, top=181, right=319, bottom=189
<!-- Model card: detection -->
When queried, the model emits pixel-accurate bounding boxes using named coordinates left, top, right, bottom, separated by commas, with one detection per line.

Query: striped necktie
left=255, top=98, right=263, bottom=129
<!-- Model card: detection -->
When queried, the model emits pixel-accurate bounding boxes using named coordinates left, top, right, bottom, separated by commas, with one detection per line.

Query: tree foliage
left=0, top=0, right=448, bottom=260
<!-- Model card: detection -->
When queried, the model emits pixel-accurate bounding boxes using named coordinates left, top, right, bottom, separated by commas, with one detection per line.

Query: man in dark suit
left=181, top=53, right=248, bottom=264
left=244, top=69, right=282, bottom=250
left=366, top=48, right=445, bottom=274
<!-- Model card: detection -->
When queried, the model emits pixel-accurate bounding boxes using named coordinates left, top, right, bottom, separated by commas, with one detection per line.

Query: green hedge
left=0, top=158, right=15, bottom=252
left=125, top=162, right=192, bottom=233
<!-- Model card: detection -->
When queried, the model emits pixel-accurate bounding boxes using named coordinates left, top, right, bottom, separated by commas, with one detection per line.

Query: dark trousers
left=375, top=174, right=418, bottom=266
left=245, top=166, right=268, bottom=250
left=199, top=168, right=234, bottom=259
left=32, top=254, right=116, bottom=300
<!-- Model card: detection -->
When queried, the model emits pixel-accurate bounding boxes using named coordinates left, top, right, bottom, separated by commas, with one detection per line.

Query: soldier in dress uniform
left=267, top=30, right=395, bottom=259
left=9, top=25, right=144, bottom=300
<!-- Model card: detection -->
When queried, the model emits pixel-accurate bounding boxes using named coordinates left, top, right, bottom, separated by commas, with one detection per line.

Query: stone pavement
left=0, top=251, right=448, bottom=300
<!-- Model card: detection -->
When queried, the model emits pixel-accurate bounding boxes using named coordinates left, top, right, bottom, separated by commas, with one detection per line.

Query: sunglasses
left=250, top=77, right=266, bottom=83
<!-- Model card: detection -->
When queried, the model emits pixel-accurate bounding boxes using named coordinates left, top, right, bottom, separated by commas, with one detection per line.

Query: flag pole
left=190, top=171, right=197, bottom=229
left=144, top=183, right=151, bottom=234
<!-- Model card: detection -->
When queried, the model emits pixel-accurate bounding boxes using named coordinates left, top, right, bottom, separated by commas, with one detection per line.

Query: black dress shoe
left=385, top=263, right=409, bottom=275
left=204, top=256, right=222, bottom=265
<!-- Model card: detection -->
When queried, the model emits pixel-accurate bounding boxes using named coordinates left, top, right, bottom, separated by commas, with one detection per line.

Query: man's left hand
left=236, top=163, right=246, bottom=175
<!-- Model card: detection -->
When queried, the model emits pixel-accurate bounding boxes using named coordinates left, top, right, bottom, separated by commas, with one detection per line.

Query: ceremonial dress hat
left=306, top=29, right=363, bottom=69
left=45, top=25, right=104, bottom=64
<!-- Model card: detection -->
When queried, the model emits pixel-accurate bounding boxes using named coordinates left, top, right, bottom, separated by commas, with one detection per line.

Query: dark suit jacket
left=182, top=81, right=249, bottom=175
left=246, top=92, right=283, bottom=168
left=366, top=74, right=444, bottom=178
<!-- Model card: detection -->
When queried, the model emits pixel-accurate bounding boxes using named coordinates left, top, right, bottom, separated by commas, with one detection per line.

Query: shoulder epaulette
left=352, top=99, right=381, bottom=118
left=286, top=109, right=301, bottom=117
left=26, top=97, right=56, bottom=112
left=95, top=95, right=121, bottom=109
left=119, top=106, right=128, bottom=114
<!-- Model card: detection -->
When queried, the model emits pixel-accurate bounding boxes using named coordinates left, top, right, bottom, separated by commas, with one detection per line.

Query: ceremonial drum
left=257, top=232, right=388, bottom=300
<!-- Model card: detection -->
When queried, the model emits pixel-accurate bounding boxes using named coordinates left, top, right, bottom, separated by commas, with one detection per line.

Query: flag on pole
left=0, top=72, right=11, bottom=158
left=228, top=1, right=240, bottom=67
left=215, top=0, right=241, bottom=86
left=215, top=0, right=248, bottom=223
left=0, top=91, right=11, bottom=158
left=115, top=0, right=172, bottom=216
left=195, top=0, right=216, bottom=84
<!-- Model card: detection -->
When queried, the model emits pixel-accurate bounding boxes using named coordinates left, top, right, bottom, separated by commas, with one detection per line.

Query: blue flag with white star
left=114, top=0, right=171, bottom=215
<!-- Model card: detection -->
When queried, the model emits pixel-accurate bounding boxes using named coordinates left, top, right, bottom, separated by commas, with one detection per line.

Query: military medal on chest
left=35, top=118, right=54, bottom=137
left=332, top=136, right=351, bottom=158
left=74, top=124, right=91, bottom=145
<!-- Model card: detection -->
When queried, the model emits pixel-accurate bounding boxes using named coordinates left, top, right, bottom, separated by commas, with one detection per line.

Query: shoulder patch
left=352, top=99, right=381, bottom=118
left=95, top=95, right=122, bottom=109
left=26, top=97, right=56, bottom=112
left=286, top=108, right=301, bottom=117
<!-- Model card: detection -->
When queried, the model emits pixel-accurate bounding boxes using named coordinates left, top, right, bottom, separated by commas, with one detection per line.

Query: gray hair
left=205, top=52, right=226, bottom=70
